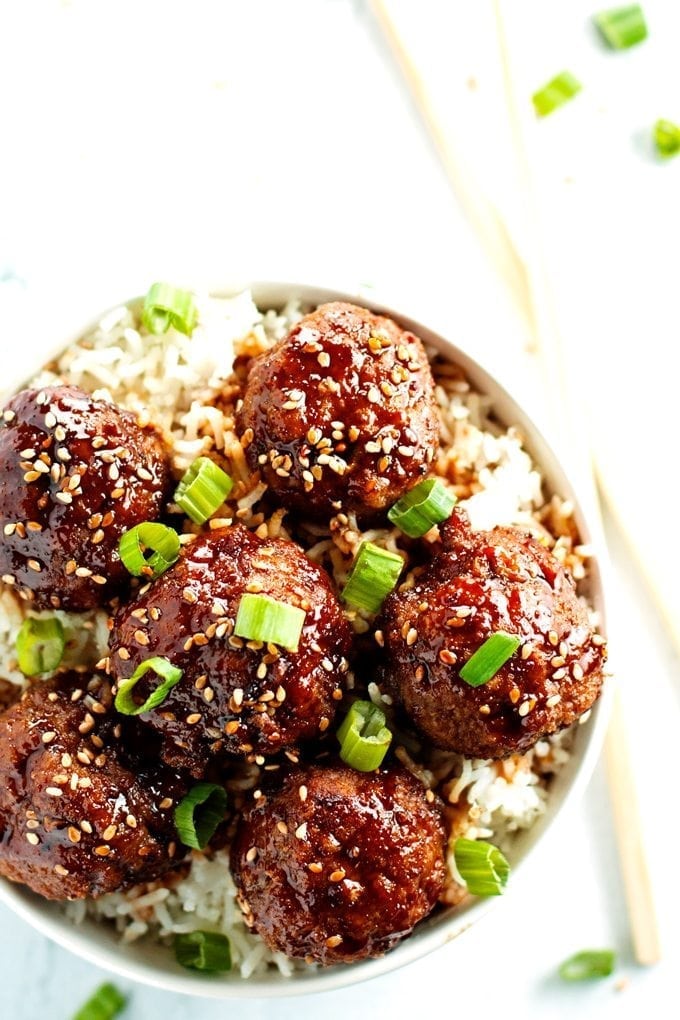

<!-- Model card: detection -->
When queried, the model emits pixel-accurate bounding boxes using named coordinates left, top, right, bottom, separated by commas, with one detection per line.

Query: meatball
left=0, top=385, right=172, bottom=611
left=108, top=525, right=353, bottom=775
left=380, top=509, right=607, bottom=759
left=236, top=302, right=439, bottom=522
left=230, top=764, right=446, bottom=964
left=0, top=672, right=188, bottom=900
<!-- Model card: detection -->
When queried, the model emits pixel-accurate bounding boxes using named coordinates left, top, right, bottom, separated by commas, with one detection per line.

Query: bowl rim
left=0, top=280, right=613, bottom=999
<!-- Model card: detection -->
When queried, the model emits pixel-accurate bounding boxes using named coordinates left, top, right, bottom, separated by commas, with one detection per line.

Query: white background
left=1, top=2, right=679, bottom=1017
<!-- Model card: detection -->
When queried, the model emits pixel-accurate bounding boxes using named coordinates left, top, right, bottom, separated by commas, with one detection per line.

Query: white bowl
left=0, top=282, right=611, bottom=998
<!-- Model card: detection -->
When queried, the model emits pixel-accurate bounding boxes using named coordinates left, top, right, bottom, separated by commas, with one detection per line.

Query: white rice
left=0, top=291, right=592, bottom=977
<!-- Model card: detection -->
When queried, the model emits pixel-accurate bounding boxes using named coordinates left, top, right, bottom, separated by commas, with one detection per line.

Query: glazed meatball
left=236, top=302, right=439, bottom=521
left=230, top=764, right=446, bottom=964
left=0, top=672, right=188, bottom=900
left=108, top=525, right=353, bottom=775
left=380, top=509, right=607, bottom=759
left=0, top=385, right=172, bottom=611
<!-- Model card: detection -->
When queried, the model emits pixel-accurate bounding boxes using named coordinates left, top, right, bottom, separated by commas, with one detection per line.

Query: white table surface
left=0, top=2, right=678, bottom=1017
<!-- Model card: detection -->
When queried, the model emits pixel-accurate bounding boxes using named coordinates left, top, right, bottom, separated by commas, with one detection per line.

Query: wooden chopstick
left=368, top=0, right=534, bottom=333
left=369, top=0, right=661, bottom=965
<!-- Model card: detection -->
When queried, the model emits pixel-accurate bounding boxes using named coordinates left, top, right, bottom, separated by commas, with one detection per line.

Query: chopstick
left=368, top=0, right=533, bottom=334
left=369, top=0, right=661, bottom=966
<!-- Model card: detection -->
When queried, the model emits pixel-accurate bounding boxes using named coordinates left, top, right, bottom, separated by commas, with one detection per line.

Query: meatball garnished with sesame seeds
left=0, top=385, right=172, bottom=611
left=108, top=525, right=353, bottom=776
left=379, top=508, right=607, bottom=760
left=0, top=672, right=188, bottom=900
left=236, top=302, right=439, bottom=522
left=230, top=763, right=446, bottom=964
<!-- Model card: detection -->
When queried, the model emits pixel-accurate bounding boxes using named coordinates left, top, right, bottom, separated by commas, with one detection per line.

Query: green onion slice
left=72, top=981, right=127, bottom=1020
left=594, top=5, right=647, bottom=49
left=141, top=282, right=198, bottom=336
left=341, top=541, right=404, bottom=614
left=174, top=930, right=232, bottom=972
left=337, top=699, right=392, bottom=771
left=234, top=592, right=305, bottom=652
left=16, top=616, right=65, bottom=677
left=532, top=71, right=582, bottom=117
left=114, top=656, right=183, bottom=715
left=174, top=783, right=228, bottom=850
left=118, top=522, right=180, bottom=578
left=558, top=949, right=616, bottom=981
left=174, top=457, right=233, bottom=524
left=654, top=118, right=680, bottom=158
left=454, top=838, right=510, bottom=896
left=387, top=478, right=457, bottom=538
left=459, top=632, right=521, bottom=687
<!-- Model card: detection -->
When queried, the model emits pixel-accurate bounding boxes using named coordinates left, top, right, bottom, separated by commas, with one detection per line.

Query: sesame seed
left=308, top=862, right=323, bottom=873
left=317, top=352, right=331, bottom=368
left=592, top=634, right=605, bottom=647
left=102, top=824, right=117, bottom=841
left=44, top=412, right=57, bottom=428
left=78, top=777, right=92, bottom=789
left=75, top=566, right=92, bottom=578
left=117, top=647, right=130, bottom=660
left=33, top=460, right=49, bottom=474
left=439, top=648, right=456, bottom=665
left=55, top=491, right=73, bottom=505
left=552, top=668, right=567, bottom=681
left=91, top=528, right=105, bottom=545
left=295, top=823, right=308, bottom=840
left=518, top=701, right=531, bottom=717
left=203, top=687, right=215, bottom=704
left=509, top=686, right=520, bottom=704
left=367, top=386, right=380, bottom=404
left=406, top=627, right=418, bottom=646
left=45, top=787, right=63, bottom=797
left=572, top=662, right=584, bottom=680
left=546, top=694, right=562, bottom=708
left=26, top=833, right=39, bottom=846
left=159, top=797, right=174, bottom=810
left=126, top=815, right=137, bottom=828
left=246, top=846, right=258, bottom=862
left=134, top=629, right=149, bottom=646
left=326, top=935, right=343, bottom=948
left=54, top=864, right=70, bottom=876
left=3, top=523, right=16, bottom=536
left=329, top=868, right=346, bottom=882
left=27, top=559, right=42, bottom=573
left=1, top=574, right=15, bottom=585
left=182, top=587, right=197, bottom=604
left=186, top=713, right=202, bottom=725
left=276, top=821, right=288, bottom=835
left=548, top=631, right=559, bottom=647
left=94, top=845, right=111, bottom=857
left=41, top=731, right=56, bottom=744
left=299, top=785, right=308, bottom=802
left=319, top=716, right=330, bottom=732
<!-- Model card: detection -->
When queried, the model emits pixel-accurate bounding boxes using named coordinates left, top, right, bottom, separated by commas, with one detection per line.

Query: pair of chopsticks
left=369, top=0, right=661, bottom=966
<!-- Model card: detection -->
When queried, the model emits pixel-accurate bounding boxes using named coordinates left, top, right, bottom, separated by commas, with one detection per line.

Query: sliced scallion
left=454, top=838, right=510, bottom=896
left=114, top=656, right=183, bottom=715
left=341, top=541, right=403, bottom=614
left=16, top=616, right=65, bottom=677
left=594, top=5, right=647, bottom=49
left=174, top=930, right=232, bottom=972
left=174, top=457, right=233, bottom=524
left=459, top=632, right=521, bottom=687
left=654, top=118, right=680, bottom=158
left=532, top=71, right=582, bottom=117
left=174, top=783, right=228, bottom=850
left=558, top=949, right=616, bottom=981
left=119, top=522, right=180, bottom=578
left=72, top=981, right=126, bottom=1020
left=387, top=478, right=457, bottom=538
left=141, top=282, right=198, bottom=336
left=234, top=592, right=305, bottom=652
left=337, top=699, right=392, bottom=771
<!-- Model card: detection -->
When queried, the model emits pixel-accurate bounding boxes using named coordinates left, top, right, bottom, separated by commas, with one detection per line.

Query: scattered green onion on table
left=16, top=616, right=65, bottom=677
left=174, top=456, right=234, bottom=525
left=234, top=592, right=306, bottom=651
left=336, top=699, right=392, bottom=771
left=653, top=118, right=680, bottom=158
left=119, top=522, right=180, bottom=578
left=114, top=656, right=183, bottom=715
left=532, top=71, right=582, bottom=117
left=558, top=948, right=617, bottom=981
left=71, top=982, right=126, bottom=1020
left=341, top=541, right=404, bottom=613
left=141, top=282, right=198, bottom=336
left=593, top=4, right=647, bottom=49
